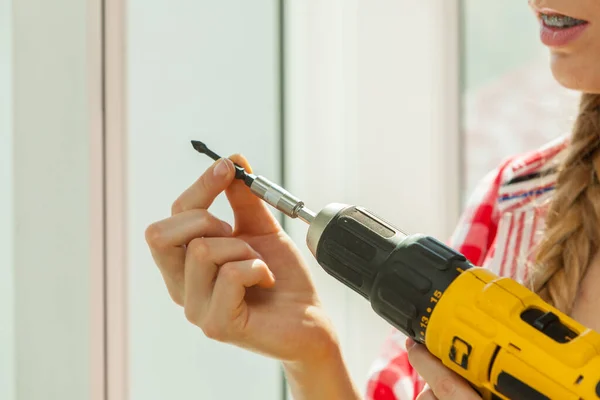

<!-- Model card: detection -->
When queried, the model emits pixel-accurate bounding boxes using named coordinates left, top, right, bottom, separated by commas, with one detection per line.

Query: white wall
left=11, top=0, right=98, bottom=398
left=126, top=1, right=282, bottom=399
left=0, top=0, right=15, bottom=399
left=284, top=0, right=461, bottom=393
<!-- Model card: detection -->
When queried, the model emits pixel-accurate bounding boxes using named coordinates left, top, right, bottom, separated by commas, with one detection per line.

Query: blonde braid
left=531, top=93, right=600, bottom=314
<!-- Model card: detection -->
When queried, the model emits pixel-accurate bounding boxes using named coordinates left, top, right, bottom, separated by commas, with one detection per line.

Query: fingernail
left=213, top=159, right=231, bottom=178
left=221, top=221, right=233, bottom=235
left=406, top=337, right=416, bottom=350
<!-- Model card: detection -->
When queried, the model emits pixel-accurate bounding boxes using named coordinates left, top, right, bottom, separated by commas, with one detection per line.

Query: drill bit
left=191, top=140, right=316, bottom=224
left=191, top=140, right=254, bottom=185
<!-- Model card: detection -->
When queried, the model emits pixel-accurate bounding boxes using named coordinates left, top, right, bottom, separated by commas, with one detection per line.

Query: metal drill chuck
left=248, top=175, right=316, bottom=224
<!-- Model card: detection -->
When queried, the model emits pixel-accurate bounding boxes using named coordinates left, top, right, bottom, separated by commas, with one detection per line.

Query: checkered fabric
left=365, top=135, right=569, bottom=399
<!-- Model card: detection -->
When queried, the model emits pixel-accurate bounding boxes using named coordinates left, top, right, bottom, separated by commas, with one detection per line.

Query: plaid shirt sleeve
left=364, top=159, right=511, bottom=400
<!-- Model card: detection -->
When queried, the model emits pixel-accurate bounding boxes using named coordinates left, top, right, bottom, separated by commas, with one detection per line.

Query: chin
left=549, top=53, right=600, bottom=94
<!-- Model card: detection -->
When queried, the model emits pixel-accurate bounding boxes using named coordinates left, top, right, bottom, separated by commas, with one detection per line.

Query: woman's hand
left=145, top=154, right=360, bottom=400
left=406, top=338, right=482, bottom=400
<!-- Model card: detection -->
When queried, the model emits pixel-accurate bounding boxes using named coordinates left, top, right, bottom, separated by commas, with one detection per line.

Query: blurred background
left=0, top=0, right=580, bottom=399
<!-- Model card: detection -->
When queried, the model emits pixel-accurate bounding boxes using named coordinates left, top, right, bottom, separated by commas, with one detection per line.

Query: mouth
left=533, top=7, right=590, bottom=47
left=536, top=8, right=589, bottom=29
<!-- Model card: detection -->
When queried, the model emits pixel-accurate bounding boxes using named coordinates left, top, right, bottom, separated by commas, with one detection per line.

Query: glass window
left=462, top=0, right=580, bottom=200
left=125, top=2, right=282, bottom=399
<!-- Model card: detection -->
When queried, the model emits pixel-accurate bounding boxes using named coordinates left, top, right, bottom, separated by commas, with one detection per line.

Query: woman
left=145, top=0, right=600, bottom=398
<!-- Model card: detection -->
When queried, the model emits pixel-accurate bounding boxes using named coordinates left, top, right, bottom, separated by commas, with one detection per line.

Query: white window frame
left=103, top=0, right=128, bottom=399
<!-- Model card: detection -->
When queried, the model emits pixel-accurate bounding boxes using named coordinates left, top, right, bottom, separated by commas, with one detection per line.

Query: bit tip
left=191, top=140, right=254, bottom=184
left=191, top=140, right=208, bottom=154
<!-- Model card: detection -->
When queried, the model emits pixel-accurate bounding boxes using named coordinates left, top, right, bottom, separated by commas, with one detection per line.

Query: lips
left=533, top=7, right=590, bottom=47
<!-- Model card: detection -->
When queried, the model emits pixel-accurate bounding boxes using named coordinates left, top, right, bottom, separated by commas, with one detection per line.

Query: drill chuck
left=307, top=203, right=471, bottom=342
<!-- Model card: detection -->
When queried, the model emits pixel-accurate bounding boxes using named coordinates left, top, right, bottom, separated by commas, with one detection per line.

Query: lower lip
left=540, top=21, right=589, bottom=47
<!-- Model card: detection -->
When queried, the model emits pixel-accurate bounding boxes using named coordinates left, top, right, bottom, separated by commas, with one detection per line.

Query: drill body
left=306, top=204, right=600, bottom=400
left=191, top=142, right=600, bottom=399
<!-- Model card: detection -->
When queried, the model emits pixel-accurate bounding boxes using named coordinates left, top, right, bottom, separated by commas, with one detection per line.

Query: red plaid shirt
left=365, top=135, right=569, bottom=399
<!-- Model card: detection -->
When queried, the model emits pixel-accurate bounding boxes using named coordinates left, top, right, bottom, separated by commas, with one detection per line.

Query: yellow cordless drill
left=194, top=141, right=600, bottom=400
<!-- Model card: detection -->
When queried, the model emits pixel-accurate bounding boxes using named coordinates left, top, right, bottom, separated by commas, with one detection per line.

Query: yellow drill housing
left=427, top=268, right=600, bottom=399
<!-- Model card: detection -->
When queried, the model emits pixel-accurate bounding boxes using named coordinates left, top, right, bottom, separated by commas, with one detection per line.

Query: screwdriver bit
left=191, top=140, right=252, bottom=183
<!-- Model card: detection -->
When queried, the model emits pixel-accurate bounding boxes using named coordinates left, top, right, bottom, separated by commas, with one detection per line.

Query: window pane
left=462, top=0, right=579, bottom=200
left=125, top=1, right=282, bottom=399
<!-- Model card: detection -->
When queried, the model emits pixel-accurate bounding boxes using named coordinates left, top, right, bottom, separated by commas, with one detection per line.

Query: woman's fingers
left=211, top=258, right=274, bottom=311
left=182, top=238, right=270, bottom=336
left=145, top=209, right=234, bottom=305
left=190, top=259, right=275, bottom=341
left=225, top=154, right=281, bottom=236
left=171, top=158, right=235, bottom=215
left=146, top=209, right=233, bottom=251
left=172, top=154, right=280, bottom=236
left=407, top=339, right=481, bottom=400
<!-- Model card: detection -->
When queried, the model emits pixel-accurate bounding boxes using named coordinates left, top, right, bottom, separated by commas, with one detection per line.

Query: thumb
left=225, top=154, right=282, bottom=235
